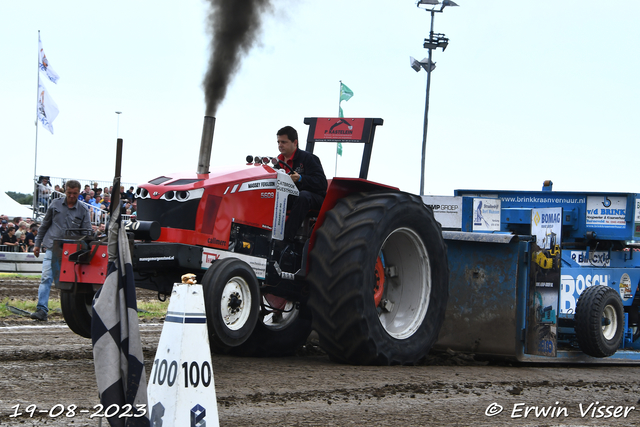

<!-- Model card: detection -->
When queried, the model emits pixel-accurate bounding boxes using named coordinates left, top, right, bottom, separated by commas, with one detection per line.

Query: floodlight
left=410, top=56, right=436, bottom=72
left=410, top=56, right=422, bottom=72
left=417, top=0, right=440, bottom=5
left=421, top=58, right=436, bottom=72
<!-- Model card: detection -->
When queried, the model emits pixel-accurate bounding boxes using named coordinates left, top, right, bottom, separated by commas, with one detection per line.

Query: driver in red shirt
left=276, top=126, right=327, bottom=243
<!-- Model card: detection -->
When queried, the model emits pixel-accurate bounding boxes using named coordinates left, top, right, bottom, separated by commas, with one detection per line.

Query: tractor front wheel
left=60, top=289, right=94, bottom=338
left=202, top=258, right=261, bottom=353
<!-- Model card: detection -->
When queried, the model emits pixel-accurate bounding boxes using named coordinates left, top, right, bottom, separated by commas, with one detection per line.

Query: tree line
left=7, top=192, right=33, bottom=205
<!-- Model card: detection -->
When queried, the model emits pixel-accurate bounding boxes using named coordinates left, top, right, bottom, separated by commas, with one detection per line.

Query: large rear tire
left=202, top=258, right=261, bottom=352
left=60, top=289, right=94, bottom=338
left=307, top=192, right=449, bottom=365
left=220, top=294, right=312, bottom=357
left=575, top=285, right=624, bottom=357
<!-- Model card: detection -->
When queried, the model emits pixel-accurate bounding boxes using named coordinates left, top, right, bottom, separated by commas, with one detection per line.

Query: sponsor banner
left=421, top=196, right=462, bottom=229
left=586, top=196, right=627, bottom=229
left=276, top=171, right=299, bottom=196
left=635, top=196, right=640, bottom=238
left=270, top=170, right=296, bottom=240
left=272, top=187, right=288, bottom=241
left=532, top=208, right=562, bottom=249
left=472, top=198, right=501, bottom=232
left=312, top=118, right=365, bottom=142
left=138, top=256, right=175, bottom=262
left=202, top=249, right=266, bottom=280
left=568, top=250, right=610, bottom=267
left=620, top=273, right=633, bottom=301
left=560, top=272, right=610, bottom=314
left=527, top=207, right=563, bottom=357
left=238, top=179, right=277, bottom=192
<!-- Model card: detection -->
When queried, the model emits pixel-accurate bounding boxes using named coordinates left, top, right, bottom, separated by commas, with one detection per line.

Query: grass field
left=1, top=298, right=169, bottom=319
left=0, top=272, right=41, bottom=279
left=0, top=271, right=170, bottom=319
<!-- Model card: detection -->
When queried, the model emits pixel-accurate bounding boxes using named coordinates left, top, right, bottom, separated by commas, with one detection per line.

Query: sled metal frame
left=434, top=231, right=640, bottom=364
left=433, top=187, right=640, bottom=364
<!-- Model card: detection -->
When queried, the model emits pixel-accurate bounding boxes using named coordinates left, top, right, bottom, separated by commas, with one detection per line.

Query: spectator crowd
left=75, top=183, right=137, bottom=223
left=0, top=215, right=38, bottom=253
left=1, top=178, right=138, bottom=252
left=36, top=177, right=137, bottom=225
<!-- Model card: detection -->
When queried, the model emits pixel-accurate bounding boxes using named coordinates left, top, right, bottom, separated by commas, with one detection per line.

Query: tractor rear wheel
left=60, top=289, right=94, bottom=338
left=575, top=285, right=624, bottom=357
left=202, top=258, right=261, bottom=353
left=221, top=294, right=312, bottom=357
left=307, top=192, right=448, bottom=365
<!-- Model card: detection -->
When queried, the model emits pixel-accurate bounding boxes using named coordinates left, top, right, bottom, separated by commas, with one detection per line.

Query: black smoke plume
left=203, top=0, right=273, bottom=116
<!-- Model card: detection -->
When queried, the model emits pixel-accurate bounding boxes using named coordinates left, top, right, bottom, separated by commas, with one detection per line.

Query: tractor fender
left=306, top=178, right=400, bottom=266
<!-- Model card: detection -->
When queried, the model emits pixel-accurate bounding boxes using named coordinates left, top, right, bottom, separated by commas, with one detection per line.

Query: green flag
left=338, top=82, right=354, bottom=157
left=340, top=83, right=354, bottom=102
left=336, top=82, right=353, bottom=161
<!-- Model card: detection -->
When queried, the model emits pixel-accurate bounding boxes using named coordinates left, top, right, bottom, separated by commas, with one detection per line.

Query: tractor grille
left=137, top=198, right=199, bottom=231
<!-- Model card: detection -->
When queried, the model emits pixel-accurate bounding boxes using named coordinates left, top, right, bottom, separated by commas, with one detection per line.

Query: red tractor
left=54, top=117, right=449, bottom=365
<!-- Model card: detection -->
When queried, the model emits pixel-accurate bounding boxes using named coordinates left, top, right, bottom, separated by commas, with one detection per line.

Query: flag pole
left=33, top=31, right=41, bottom=220
left=108, top=138, right=123, bottom=262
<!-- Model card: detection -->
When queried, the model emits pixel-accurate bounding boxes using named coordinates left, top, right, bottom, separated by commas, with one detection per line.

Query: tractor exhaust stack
left=197, top=116, right=216, bottom=174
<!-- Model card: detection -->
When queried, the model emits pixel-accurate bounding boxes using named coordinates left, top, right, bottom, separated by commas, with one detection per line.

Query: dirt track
left=1, top=278, right=640, bottom=426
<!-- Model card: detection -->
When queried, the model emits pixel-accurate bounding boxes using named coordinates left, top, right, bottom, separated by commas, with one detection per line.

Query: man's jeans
left=36, top=249, right=59, bottom=313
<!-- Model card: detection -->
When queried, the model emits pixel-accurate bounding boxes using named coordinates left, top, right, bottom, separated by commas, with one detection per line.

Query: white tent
left=1, top=191, right=34, bottom=219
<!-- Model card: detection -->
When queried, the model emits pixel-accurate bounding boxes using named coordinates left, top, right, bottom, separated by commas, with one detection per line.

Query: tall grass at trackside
left=135, top=299, right=171, bottom=318
left=0, top=272, right=41, bottom=279
left=1, top=298, right=170, bottom=319
left=1, top=272, right=171, bottom=318
left=1, top=298, right=61, bottom=318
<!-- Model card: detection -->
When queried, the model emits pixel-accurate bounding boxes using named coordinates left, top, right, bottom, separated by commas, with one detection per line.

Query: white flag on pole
left=38, top=35, right=60, bottom=84
left=37, top=81, right=59, bottom=134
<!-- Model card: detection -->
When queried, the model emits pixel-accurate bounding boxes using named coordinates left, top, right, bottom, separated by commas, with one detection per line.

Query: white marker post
left=147, top=278, right=220, bottom=427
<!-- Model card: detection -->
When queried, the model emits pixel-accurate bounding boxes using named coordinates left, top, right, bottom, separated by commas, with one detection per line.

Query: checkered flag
left=92, top=198, right=149, bottom=426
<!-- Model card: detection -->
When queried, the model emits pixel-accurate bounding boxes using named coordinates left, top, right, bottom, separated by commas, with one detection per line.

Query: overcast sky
left=2, top=1, right=639, bottom=197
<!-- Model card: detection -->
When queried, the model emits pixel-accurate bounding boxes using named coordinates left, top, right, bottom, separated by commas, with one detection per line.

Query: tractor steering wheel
left=272, top=158, right=295, bottom=174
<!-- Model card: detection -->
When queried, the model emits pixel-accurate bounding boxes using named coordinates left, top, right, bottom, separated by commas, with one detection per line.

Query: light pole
left=413, top=0, right=458, bottom=196
left=115, top=111, right=122, bottom=138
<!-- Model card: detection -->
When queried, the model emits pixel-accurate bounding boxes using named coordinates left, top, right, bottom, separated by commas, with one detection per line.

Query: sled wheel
left=307, top=192, right=449, bottom=365
left=628, top=307, right=640, bottom=342
left=575, top=285, right=624, bottom=357
left=202, top=258, right=260, bottom=351
left=60, top=289, right=94, bottom=339
left=221, top=294, right=312, bottom=357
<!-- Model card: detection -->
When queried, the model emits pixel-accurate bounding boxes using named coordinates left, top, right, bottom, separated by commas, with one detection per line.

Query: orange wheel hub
left=374, top=256, right=385, bottom=307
